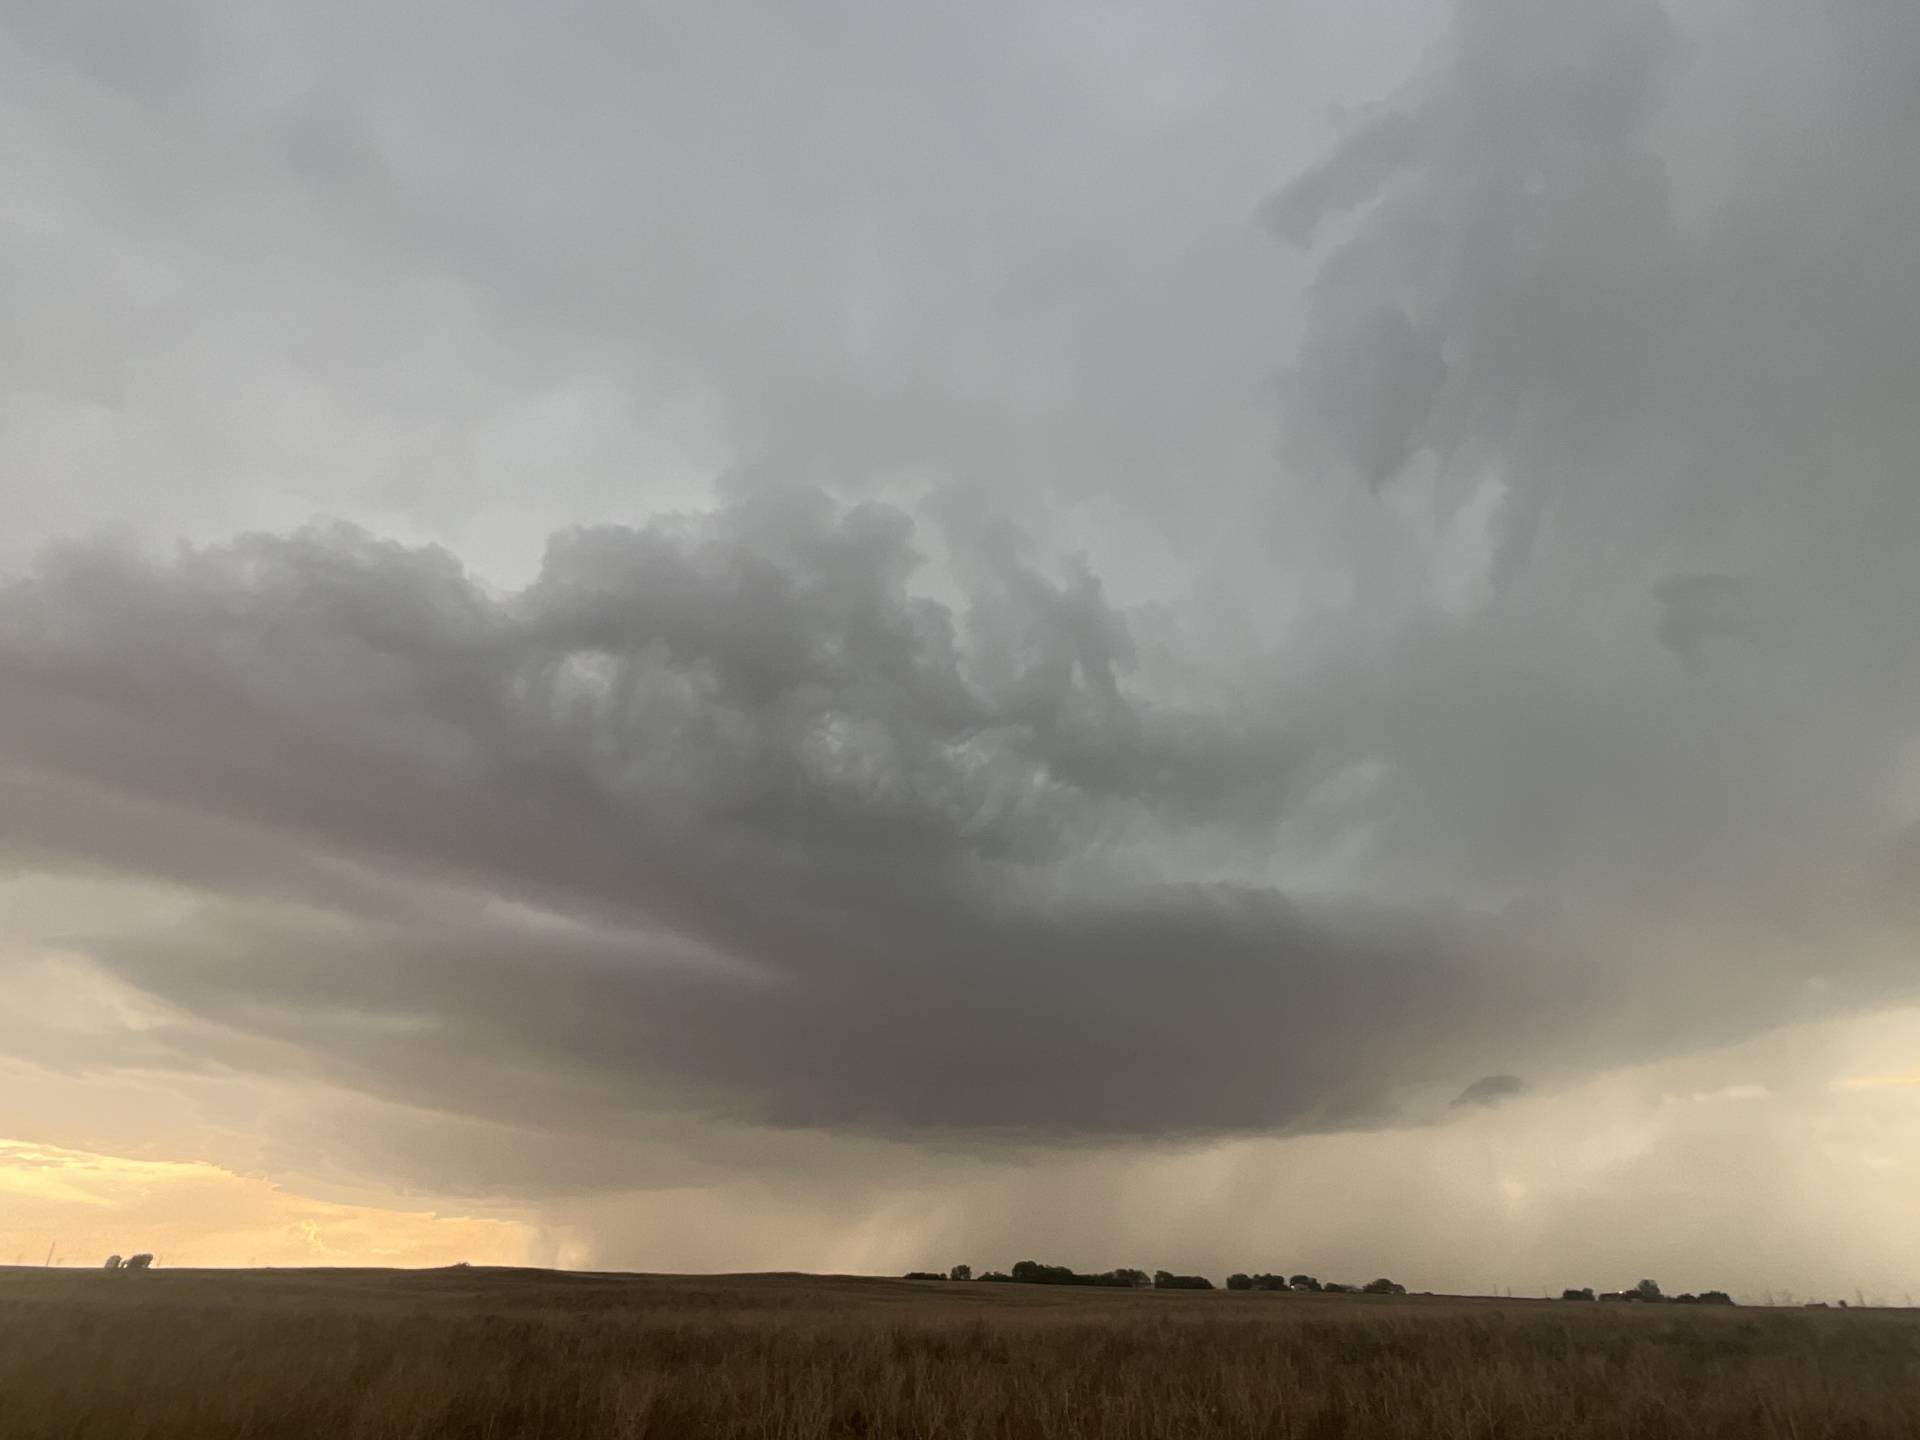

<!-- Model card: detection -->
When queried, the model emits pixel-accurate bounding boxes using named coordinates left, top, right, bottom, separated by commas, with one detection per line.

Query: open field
left=3, top=1267, right=1918, bottom=1439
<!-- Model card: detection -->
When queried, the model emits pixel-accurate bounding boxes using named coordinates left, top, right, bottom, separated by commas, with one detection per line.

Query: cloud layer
left=0, top=504, right=1559, bottom=1138
left=3, top=0, right=1919, bottom=1224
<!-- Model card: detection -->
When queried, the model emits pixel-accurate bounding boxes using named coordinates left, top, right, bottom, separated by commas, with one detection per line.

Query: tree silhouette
left=1006, top=1260, right=1150, bottom=1288
left=1152, top=1270, right=1214, bottom=1291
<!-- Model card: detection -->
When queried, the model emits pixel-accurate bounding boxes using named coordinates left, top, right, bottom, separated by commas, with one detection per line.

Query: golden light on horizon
left=1831, top=1072, right=1920, bottom=1093
left=0, top=1137, right=541, bottom=1270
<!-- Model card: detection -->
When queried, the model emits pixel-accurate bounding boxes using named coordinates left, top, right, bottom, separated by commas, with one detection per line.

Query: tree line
left=1561, top=1279, right=1733, bottom=1305
left=905, top=1266, right=1739, bottom=1305
left=903, top=1262, right=1411, bottom=1294
left=1230, top=1274, right=1407, bottom=1294
left=904, top=1261, right=1209, bottom=1288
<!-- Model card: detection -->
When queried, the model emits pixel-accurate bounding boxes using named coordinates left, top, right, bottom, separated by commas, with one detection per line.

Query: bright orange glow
left=0, top=1137, right=540, bottom=1269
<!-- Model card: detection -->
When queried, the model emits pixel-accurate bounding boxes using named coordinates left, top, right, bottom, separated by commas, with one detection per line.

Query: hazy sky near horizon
left=3, top=0, right=1918, bottom=1297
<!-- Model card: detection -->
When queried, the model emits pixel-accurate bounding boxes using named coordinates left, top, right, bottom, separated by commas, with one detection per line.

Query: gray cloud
left=0, top=507, right=1547, bottom=1138
left=1452, top=1075, right=1527, bottom=1109
left=0, top=484, right=1906, bottom=1151
left=0, top=0, right=1423, bottom=581
left=4, top=0, right=1920, bottom=1207
left=1652, top=575, right=1785, bottom=672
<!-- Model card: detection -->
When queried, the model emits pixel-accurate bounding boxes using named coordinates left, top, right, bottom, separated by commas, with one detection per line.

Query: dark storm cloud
left=5, top=0, right=1920, bottom=1172
left=0, top=494, right=1904, bottom=1144
left=0, top=504, right=1565, bottom=1137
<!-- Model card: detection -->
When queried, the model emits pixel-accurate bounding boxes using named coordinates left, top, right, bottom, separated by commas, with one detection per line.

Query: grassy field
left=3, top=1266, right=1917, bottom=1438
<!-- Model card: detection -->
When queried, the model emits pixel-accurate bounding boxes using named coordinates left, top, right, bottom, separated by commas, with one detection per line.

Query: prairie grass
left=3, top=1266, right=1917, bottom=1438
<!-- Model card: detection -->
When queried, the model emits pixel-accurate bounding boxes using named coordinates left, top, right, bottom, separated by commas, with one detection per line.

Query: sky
left=2, top=0, right=1917, bottom=1302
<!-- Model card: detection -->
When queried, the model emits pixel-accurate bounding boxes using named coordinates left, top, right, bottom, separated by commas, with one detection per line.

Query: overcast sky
left=3, top=0, right=1917, bottom=1299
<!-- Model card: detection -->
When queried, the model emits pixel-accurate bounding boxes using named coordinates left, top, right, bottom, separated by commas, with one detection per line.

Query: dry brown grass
left=3, top=1266, right=1917, bottom=1438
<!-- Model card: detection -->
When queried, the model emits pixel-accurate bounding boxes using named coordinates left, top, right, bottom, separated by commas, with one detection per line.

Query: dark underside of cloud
left=5, top=0, right=1920, bottom=1157
left=0, top=508, right=1548, bottom=1138
left=0, top=478, right=1910, bottom=1146
left=1452, top=1075, right=1527, bottom=1109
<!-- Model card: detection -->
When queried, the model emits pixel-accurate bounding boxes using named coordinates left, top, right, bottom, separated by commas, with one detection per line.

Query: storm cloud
left=3, top=0, right=1919, bottom=1225
left=0, top=505, right=1563, bottom=1137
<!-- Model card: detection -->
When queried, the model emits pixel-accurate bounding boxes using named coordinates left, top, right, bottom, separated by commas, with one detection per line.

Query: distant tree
left=1633, top=1278, right=1664, bottom=1302
left=1289, top=1274, right=1322, bottom=1292
left=1010, top=1260, right=1070, bottom=1285
left=948, top=1264, right=972, bottom=1282
left=1108, top=1268, right=1152, bottom=1289
left=904, top=1271, right=945, bottom=1281
left=979, top=1271, right=1011, bottom=1282
left=1362, top=1278, right=1406, bottom=1295
left=1598, top=1291, right=1628, bottom=1302
left=124, top=1254, right=153, bottom=1271
left=1561, top=1288, right=1596, bottom=1302
left=1007, top=1260, right=1149, bottom=1288
left=1152, top=1270, right=1214, bottom=1291
left=103, top=1255, right=122, bottom=1271
left=1697, top=1290, right=1734, bottom=1306
left=1228, top=1273, right=1291, bottom=1292
left=1321, top=1282, right=1355, bottom=1294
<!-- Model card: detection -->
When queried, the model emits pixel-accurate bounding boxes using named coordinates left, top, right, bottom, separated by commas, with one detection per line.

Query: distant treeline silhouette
left=904, top=1263, right=1421, bottom=1294
left=1153, top=1271, right=1214, bottom=1291
left=905, top=1266, right=1740, bottom=1304
left=906, top=1261, right=1216, bottom=1289
left=997, top=1261, right=1155, bottom=1288
left=1562, top=1279, right=1734, bottom=1305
